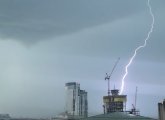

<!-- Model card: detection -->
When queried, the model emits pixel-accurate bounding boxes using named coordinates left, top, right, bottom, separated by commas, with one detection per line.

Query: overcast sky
left=0, top=0, right=165, bottom=119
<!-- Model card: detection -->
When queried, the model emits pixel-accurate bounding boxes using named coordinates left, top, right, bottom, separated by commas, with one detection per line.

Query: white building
left=65, top=82, right=88, bottom=118
left=65, top=82, right=80, bottom=116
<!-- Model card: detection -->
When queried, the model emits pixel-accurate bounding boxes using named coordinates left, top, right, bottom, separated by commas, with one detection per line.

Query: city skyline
left=0, top=0, right=164, bottom=119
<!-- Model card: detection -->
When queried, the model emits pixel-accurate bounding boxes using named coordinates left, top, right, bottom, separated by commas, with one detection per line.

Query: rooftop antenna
left=135, top=86, right=138, bottom=109
left=131, top=86, right=139, bottom=115
left=105, top=58, right=120, bottom=96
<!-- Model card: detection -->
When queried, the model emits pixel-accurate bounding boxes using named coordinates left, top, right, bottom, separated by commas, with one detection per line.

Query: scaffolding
left=103, top=89, right=127, bottom=113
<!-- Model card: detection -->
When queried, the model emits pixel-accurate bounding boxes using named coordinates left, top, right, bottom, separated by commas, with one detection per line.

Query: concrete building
left=103, top=89, right=127, bottom=114
left=65, top=82, right=88, bottom=118
left=158, top=99, right=165, bottom=120
left=65, top=82, right=80, bottom=116
left=79, top=90, right=88, bottom=117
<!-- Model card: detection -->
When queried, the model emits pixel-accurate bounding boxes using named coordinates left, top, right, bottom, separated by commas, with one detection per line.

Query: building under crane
left=78, top=57, right=155, bottom=120
left=103, top=58, right=127, bottom=113
left=103, top=89, right=127, bottom=113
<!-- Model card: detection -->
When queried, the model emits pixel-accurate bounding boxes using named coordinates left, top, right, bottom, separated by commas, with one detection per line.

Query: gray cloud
left=0, top=0, right=148, bottom=44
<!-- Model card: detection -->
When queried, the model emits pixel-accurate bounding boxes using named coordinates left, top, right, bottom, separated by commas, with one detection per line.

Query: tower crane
left=105, top=58, right=120, bottom=96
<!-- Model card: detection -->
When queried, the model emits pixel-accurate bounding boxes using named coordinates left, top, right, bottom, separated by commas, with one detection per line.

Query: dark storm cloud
left=0, top=0, right=147, bottom=44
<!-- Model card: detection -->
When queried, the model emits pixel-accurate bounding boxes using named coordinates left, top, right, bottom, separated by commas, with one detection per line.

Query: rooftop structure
left=79, top=90, right=88, bottom=118
left=158, top=99, right=165, bottom=120
left=79, top=112, right=156, bottom=120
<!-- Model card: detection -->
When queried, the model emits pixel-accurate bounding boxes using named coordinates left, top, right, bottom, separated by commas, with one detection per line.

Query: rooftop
left=79, top=112, right=157, bottom=120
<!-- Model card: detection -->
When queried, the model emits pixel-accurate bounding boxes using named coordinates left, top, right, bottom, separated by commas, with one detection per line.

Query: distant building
left=65, top=82, right=88, bottom=118
left=0, top=114, right=10, bottom=120
left=79, top=90, right=88, bottom=118
left=158, top=99, right=165, bottom=120
left=65, top=82, right=80, bottom=116
left=103, top=89, right=127, bottom=113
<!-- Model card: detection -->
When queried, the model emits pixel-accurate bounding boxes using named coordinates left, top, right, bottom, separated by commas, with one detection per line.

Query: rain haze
left=0, top=0, right=165, bottom=119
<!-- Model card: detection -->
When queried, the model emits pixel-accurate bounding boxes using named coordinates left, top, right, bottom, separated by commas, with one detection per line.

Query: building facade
left=158, top=99, right=165, bottom=120
left=65, top=82, right=80, bottom=116
left=103, top=89, right=127, bottom=114
left=79, top=90, right=88, bottom=117
left=65, top=82, right=88, bottom=118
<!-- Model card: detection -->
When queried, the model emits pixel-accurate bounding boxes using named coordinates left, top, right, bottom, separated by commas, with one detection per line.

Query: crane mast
left=105, top=58, right=120, bottom=96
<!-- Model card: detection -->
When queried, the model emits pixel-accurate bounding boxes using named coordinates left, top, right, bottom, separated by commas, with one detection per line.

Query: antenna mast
left=135, top=86, right=138, bottom=109
left=105, top=58, right=120, bottom=96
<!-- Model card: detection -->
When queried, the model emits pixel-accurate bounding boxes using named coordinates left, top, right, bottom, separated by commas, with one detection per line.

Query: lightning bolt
left=119, top=0, right=155, bottom=95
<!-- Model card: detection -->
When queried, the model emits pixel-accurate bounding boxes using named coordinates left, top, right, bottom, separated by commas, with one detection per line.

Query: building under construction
left=103, top=89, right=127, bottom=113
left=79, top=58, right=155, bottom=120
left=103, top=58, right=127, bottom=113
left=79, top=86, right=156, bottom=120
left=79, top=87, right=156, bottom=120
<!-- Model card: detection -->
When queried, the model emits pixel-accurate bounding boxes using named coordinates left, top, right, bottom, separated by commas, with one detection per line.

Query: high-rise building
left=158, top=99, right=165, bottom=120
left=65, top=82, right=88, bottom=118
left=65, top=82, right=80, bottom=116
left=79, top=90, right=88, bottom=117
